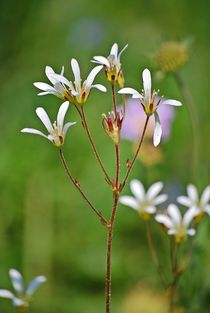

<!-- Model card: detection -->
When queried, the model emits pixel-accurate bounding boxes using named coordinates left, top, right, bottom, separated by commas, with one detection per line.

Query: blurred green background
left=1, top=0, right=210, bottom=312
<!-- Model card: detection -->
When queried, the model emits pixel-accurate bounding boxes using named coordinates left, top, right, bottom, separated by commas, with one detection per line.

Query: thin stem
left=105, top=195, right=119, bottom=313
left=145, top=221, right=167, bottom=287
left=168, top=242, right=180, bottom=313
left=173, top=72, right=200, bottom=179
left=59, top=149, right=108, bottom=226
left=120, top=115, right=150, bottom=191
left=115, top=143, right=120, bottom=189
left=111, top=83, right=117, bottom=116
left=80, top=108, right=113, bottom=187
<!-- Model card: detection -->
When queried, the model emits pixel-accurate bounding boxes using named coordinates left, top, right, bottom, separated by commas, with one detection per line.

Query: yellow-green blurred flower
left=156, top=41, right=189, bottom=74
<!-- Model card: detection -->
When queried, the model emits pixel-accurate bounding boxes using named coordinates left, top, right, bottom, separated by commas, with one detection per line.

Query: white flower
left=34, top=66, right=75, bottom=101
left=118, top=68, right=182, bottom=146
left=177, top=184, right=210, bottom=218
left=0, top=269, right=47, bottom=309
left=119, top=179, right=167, bottom=220
left=21, top=101, right=76, bottom=147
left=91, top=43, right=128, bottom=86
left=155, top=204, right=198, bottom=243
left=50, top=58, right=106, bottom=105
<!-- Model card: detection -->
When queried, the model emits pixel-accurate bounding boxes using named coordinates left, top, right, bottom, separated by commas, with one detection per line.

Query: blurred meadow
left=1, top=0, right=210, bottom=312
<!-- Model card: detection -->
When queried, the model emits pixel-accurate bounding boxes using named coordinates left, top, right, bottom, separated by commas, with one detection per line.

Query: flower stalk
left=59, top=149, right=108, bottom=226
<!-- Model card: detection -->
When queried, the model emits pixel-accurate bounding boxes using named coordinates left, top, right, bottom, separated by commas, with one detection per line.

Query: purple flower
left=120, top=98, right=175, bottom=142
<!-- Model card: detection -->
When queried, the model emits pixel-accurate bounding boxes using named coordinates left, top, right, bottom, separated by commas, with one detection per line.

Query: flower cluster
left=22, top=42, right=182, bottom=149
left=120, top=180, right=210, bottom=243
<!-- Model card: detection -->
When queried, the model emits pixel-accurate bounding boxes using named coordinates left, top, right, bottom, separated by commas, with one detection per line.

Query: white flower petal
left=26, top=276, right=47, bottom=296
left=36, top=107, right=53, bottom=133
left=110, top=43, right=118, bottom=58
left=200, top=186, right=210, bottom=205
left=91, top=84, right=107, bottom=92
left=0, top=289, right=15, bottom=299
left=168, top=204, right=182, bottom=226
left=71, top=58, right=81, bottom=90
left=155, top=214, right=173, bottom=228
left=119, top=196, right=139, bottom=210
left=57, top=101, right=69, bottom=134
left=161, top=99, right=182, bottom=106
left=37, top=91, right=54, bottom=96
left=60, top=66, right=64, bottom=76
left=33, top=82, right=55, bottom=92
left=153, top=194, right=168, bottom=205
left=9, top=269, right=24, bottom=293
left=21, top=128, right=48, bottom=139
left=130, top=179, right=145, bottom=202
left=118, top=88, right=142, bottom=98
left=204, top=204, right=210, bottom=215
left=177, top=196, right=192, bottom=207
left=145, top=206, right=156, bottom=214
left=91, top=56, right=110, bottom=68
left=118, top=44, right=128, bottom=60
left=12, top=297, right=25, bottom=307
left=85, top=65, right=103, bottom=89
left=147, top=181, right=163, bottom=200
left=168, top=229, right=177, bottom=235
left=49, top=73, right=71, bottom=88
left=187, top=229, right=196, bottom=236
left=183, top=208, right=198, bottom=227
left=142, top=68, right=151, bottom=105
left=187, top=184, right=198, bottom=203
left=63, top=122, right=76, bottom=136
left=153, top=112, right=162, bottom=147
left=45, top=66, right=57, bottom=84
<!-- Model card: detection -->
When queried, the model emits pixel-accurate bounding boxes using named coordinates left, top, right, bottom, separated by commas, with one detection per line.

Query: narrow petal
left=12, top=297, right=25, bottom=307
left=63, top=122, right=76, bottom=136
left=153, top=194, right=168, bottom=205
left=85, top=65, right=103, bottom=90
left=91, top=56, right=110, bottom=68
left=110, top=43, right=118, bottom=58
left=168, top=204, right=182, bottom=226
left=60, top=66, right=64, bottom=76
left=49, top=73, right=71, bottom=88
left=200, top=185, right=210, bottom=205
left=204, top=204, right=210, bottom=215
left=142, top=68, right=151, bottom=105
left=118, top=44, right=128, bottom=61
left=91, top=84, right=107, bottom=92
left=187, top=229, right=196, bottom=236
left=36, top=108, right=53, bottom=133
left=177, top=196, right=192, bottom=207
left=119, top=196, right=139, bottom=210
left=26, top=276, right=47, bottom=296
left=145, top=206, right=156, bottom=214
left=168, top=229, right=177, bottom=235
left=155, top=214, right=173, bottom=228
left=45, top=66, right=57, bottom=84
left=9, top=269, right=24, bottom=293
left=153, top=111, right=162, bottom=147
left=187, top=184, right=198, bottom=203
left=71, top=58, right=81, bottom=90
left=33, top=82, right=55, bottom=92
left=0, top=289, right=15, bottom=299
left=118, top=88, right=142, bottom=98
left=37, top=91, right=54, bottom=96
left=130, top=179, right=145, bottom=202
left=21, top=128, right=48, bottom=139
left=183, top=208, right=199, bottom=227
left=147, top=181, right=163, bottom=200
left=57, top=101, right=69, bottom=134
left=161, top=99, right=182, bottom=106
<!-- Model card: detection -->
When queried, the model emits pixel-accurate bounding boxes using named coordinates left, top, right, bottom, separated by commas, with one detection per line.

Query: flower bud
left=102, top=111, right=123, bottom=144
